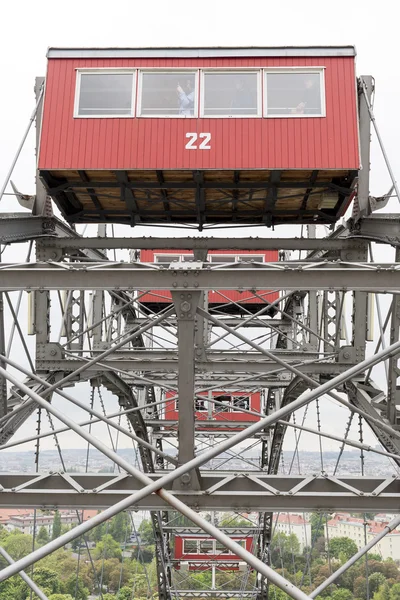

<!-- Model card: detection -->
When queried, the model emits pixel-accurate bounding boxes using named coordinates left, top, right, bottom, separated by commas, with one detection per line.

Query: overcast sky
left=0, top=0, right=398, bottom=470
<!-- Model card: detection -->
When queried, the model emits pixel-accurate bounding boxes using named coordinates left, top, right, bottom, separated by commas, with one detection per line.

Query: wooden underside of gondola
left=39, top=168, right=358, bottom=228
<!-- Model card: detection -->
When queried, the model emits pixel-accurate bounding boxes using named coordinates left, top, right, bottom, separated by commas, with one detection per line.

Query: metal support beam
left=171, top=291, right=201, bottom=487
left=37, top=236, right=367, bottom=251
left=36, top=354, right=347, bottom=375
left=34, top=77, right=51, bottom=217
left=0, top=276, right=6, bottom=418
left=0, top=472, right=398, bottom=512
left=0, top=365, right=312, bottom=600
left=388, top=247, right=400, bottom=426
left=355, top=76, right=373, bottom=219
left=4, top=262, right=400, bottom=291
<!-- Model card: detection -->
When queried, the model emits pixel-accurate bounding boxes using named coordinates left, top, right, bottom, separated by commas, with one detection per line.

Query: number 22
left=185, top=132, right=211, bottom=150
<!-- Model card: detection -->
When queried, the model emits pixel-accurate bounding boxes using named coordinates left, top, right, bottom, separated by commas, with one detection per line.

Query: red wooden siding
left=165, top=391, right=261, bottom=426
left=39, top=56, right=359, bottom=171
left=139, top=249, right=279, bottom=306
left=174, top=535, right=253, bottom=566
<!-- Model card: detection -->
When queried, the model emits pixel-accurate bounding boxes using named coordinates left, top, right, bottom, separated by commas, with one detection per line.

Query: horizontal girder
left=169, top=592, right=258, bottom=597
left=0, top=261, right=399, bottom=291
left=2, top=472, right=400, bottom=512
left=163, top=527, right=260, bottom=534
left=37, top=356, right=348, bottom=375
left=37, top=236, right=364, bottom=251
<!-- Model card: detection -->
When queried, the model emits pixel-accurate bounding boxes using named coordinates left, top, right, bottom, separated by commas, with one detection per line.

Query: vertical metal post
left=0, top=253, right=6, bottom=417
left=387, top=246, right=400, bottom=426
left=171, top=291, right=201, bottom=490
left=351, top=244, right=369, bottom=363
left=92, top=224, right=106, bottom=349
left=34, top=77, right=51, bottom=217
left=193, top=249, right=209, bottom=354
left=356, top=76, right=373, bottom=219
left=307, top=225, right=319, bottom=351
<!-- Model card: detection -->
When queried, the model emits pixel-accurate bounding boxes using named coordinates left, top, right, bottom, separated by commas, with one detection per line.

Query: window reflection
left=203, top=72, right=259, bottom=116
left=77, top=73, right=134, bottom=116
left=266, top=72, right=322, bottom=116
left=140, top=72, right=197, bottom=116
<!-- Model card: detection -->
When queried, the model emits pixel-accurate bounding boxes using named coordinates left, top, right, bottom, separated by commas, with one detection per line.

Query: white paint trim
left=48, top=46, right=356, bottom=59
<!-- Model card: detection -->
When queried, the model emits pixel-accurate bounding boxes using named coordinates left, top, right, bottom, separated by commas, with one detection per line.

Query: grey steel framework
left=1, top=72, right=400, bottom=600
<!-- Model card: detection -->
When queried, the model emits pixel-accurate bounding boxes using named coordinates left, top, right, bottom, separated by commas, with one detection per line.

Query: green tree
left=110, top=512, right=130, bottom=543
left=329, top=537, right=358, bottom=561
left=0, top=576, right=22, bottom=600
left=369, top=573, right=387, bottom=596
left=52, top=511, right=62, bottom=540
left=331, top=589, right=353, bottom=600
left=64, top=574, right=88, bottom=600
left=32, top=567, right=60, bottom=595
left=368, top=552, right=382, bottom=562
left=37, top=526, right=49, bottom=545
left=374, top=583, right=391, bottom=600
left=353, top=575, right=368, bottom=600
left=3, top=532, right=34, bottom=561
left=49, top=595, right=74, bottom=600
left=268, top=585, right=290, bottom=600
left=93, top=534, right=122, bottom=560
left=132, top=545, right=154, bottom=563
left=117, top=587, right=134, bottom=600
left=138, top=519, right=154, bottom=545
left=218, top=515, right=251, bottom=527
left=390, top=583, right=400, bottom=600
left=310, top=513, right=329, bottom=541
left=271, top=532, right=301, bottom=566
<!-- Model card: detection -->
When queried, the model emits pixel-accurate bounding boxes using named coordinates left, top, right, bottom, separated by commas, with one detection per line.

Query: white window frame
left=154, top=253, right=195, bottom=264
left=200, top=69, right=262, bottom=118
left=213, top=393, right=252, bottom=413
left=231, top=394, right=251, bottom=412
left=74, top=69, right=137, bottom=119
left=263, top=67, right=326, bottom=119
left=209, top=254, right=264, bottom=263
left=137, top=69, right=199, bottom=118
left=183, top=539, right=199, bottom=554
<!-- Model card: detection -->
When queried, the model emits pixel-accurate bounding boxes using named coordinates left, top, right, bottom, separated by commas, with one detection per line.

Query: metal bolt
left=181, top=473, right=191, bottom=484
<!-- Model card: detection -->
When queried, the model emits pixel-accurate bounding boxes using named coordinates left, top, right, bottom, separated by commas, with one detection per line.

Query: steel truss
left=1, top=73, right=400, bottom=600
left=0, top=472, right=398, bottom=512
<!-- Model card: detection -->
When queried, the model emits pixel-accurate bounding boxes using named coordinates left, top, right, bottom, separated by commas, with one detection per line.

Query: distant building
left=0, top=508, right=32, bottom=526
left=275, top=513, right=311, bottom=552
left=7, top=511, right=79, bottom=536
left=325, top=513, right=400, bottom=560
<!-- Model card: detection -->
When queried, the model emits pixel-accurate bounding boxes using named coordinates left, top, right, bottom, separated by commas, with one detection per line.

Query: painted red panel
left=174, top=535, right=253, bottom=566
left=165, top=391, right=261, bottom=428
left=39, top=56, right=359, bottom=170
left=139, top=249, right=279, bottom=306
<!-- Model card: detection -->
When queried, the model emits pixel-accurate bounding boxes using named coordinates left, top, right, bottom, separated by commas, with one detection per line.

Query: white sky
left=0, top=0, right=399, bottom=467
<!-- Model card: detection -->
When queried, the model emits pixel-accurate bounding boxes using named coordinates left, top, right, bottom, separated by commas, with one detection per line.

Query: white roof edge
left=47, top=46, right=356, bottom=59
